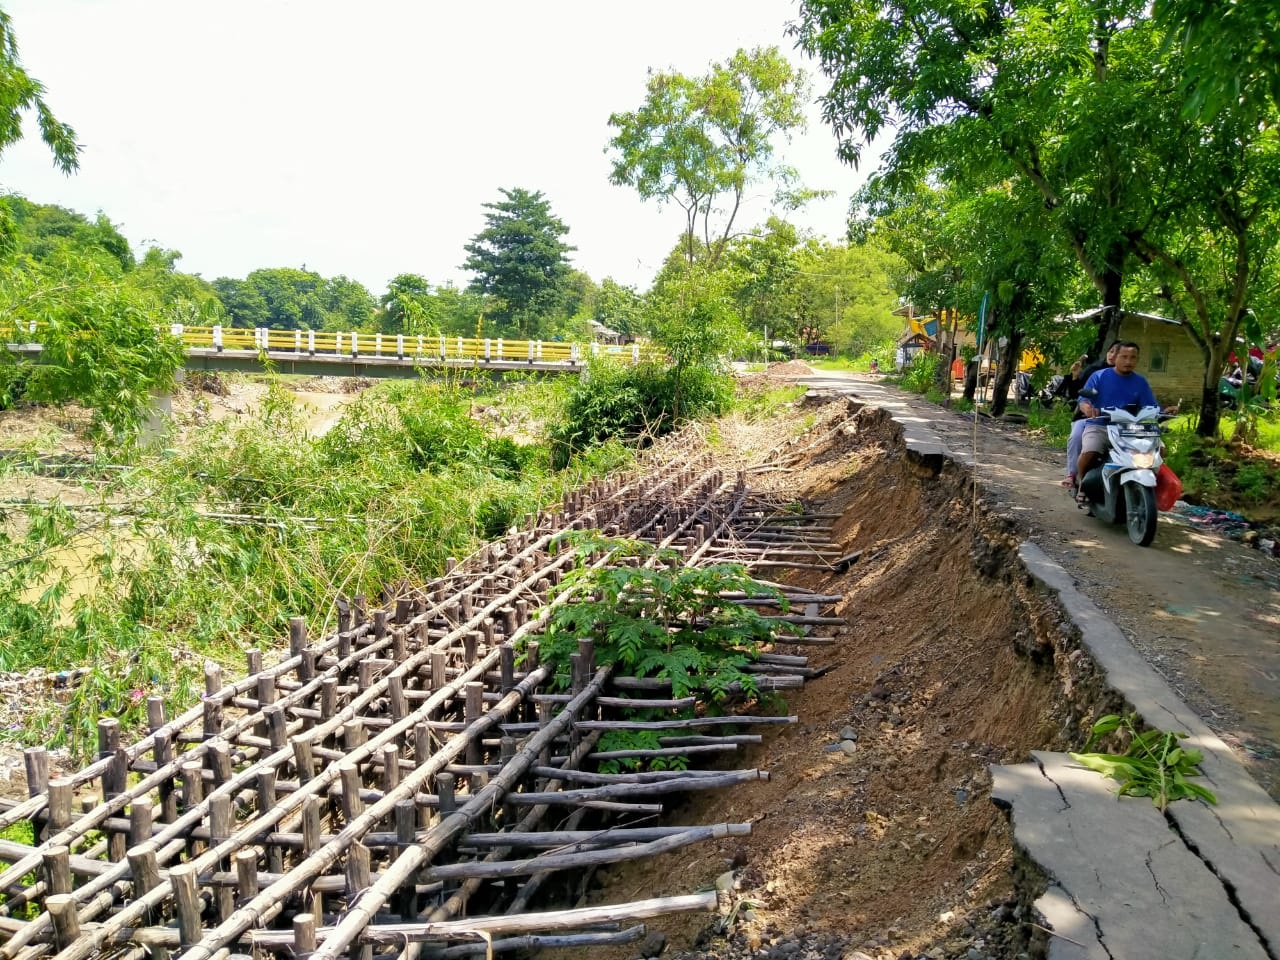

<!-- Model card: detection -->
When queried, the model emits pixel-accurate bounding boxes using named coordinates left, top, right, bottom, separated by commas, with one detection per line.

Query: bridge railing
left=173, top=325, right=660, bottom=365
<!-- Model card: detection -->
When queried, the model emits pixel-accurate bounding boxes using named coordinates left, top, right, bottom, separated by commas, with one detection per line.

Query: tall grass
left=0, top=376, right=629, bottom=757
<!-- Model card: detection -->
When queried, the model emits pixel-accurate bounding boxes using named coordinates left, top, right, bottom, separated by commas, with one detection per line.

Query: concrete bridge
left=6, top=324, right=655, bottom=379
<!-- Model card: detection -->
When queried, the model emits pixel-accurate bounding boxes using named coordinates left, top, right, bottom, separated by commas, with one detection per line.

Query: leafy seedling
left=1070, top=713, right=1218, bottom=811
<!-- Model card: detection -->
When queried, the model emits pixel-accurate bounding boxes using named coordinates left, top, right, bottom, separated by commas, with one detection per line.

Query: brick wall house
left=1116, top=313, right=1204, bottom=406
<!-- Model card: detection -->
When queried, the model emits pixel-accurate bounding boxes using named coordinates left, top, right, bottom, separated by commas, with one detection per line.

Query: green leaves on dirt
left=1070, top=713, right=1218, bottom=812
left=542, top=532, right=796, bottom=702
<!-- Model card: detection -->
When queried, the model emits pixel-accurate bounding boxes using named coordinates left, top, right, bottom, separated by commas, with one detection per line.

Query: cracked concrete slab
left=992, top=752, right=1270, bottom=959
left=1020, top=542, right=1280, bottom=955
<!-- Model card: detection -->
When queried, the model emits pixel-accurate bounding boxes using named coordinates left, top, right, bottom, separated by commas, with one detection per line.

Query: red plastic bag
left=1155, top=463, right=1182, bottom=512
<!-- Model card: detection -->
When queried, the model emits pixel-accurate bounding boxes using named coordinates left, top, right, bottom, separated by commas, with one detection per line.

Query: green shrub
left=550, top=361, right=732, bottom=467
left=901, top=352, right=941, bottom=394
left=541, top=533, right=795, bottom=704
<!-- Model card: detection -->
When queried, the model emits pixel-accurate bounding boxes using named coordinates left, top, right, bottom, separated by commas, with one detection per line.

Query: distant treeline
left=0, top=194, right=623, bottom=340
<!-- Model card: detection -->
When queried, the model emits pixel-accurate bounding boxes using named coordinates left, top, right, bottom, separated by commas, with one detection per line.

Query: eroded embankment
left=567, top=400, right=1117, bottom=960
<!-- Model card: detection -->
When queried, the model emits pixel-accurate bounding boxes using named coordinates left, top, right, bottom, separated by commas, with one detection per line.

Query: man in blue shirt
left=1075, top=342, right=1161, bottom=490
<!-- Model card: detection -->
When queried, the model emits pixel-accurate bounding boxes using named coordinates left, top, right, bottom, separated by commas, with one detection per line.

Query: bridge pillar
left=141, top=370, right=183, bottom=445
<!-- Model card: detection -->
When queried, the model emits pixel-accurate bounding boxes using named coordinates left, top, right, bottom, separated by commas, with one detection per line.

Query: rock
left=926, top=948, right=946, bottom=960
left=967, top=949, right=987, bottom=960
left=937, top=910, right=956, bottom=923
left=840, top=741, right=858, bottom=756
left=716, top=870, right=736, bottom=893
left=840, top=725, right=858, bottom=741
left=639, top=930, right=667, bottom=957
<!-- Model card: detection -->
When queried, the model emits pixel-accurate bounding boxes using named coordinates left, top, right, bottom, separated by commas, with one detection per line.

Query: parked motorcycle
left=1075, top=403, right=1169, bottom=547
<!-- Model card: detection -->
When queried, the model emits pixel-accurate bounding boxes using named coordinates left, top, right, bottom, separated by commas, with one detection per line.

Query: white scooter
left=1075, top=403, right=1167, bottom=547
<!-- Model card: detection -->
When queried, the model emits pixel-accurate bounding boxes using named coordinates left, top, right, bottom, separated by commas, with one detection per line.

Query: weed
left=1024, top=401, right=1074, bottom=446
left=0, top=375, right=632, bottom=758
left=735, top=383, right=807, bottom=420
left=900, top=353, right=941, bottom=394
left=924, top=386, right=948, bottom=405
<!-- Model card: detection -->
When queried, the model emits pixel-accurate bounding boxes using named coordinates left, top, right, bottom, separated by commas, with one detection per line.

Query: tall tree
left=592, top=278, right=643, bottom=337
left=461, top=187, right=574, bottom=337
left=1130, top=114, right=1280, bottom=436
left=793, top=0, right=1176, bottom=348
left=607, top=46, right=809, bottom=267
left=377, top=273, right=438, bottom=334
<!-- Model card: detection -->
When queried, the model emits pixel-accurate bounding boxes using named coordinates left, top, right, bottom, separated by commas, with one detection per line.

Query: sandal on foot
left=1075, top=489, right=1090, bottom=507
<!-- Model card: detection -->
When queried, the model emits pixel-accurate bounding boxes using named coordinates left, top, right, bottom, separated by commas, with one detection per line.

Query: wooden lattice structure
left=0, top=435, right=846, bottom=960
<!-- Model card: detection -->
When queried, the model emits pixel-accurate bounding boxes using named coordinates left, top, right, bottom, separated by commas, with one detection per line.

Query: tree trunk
left=989, top=329, right=1023, bottom=417
left=933, top=311, right=958, bottom=396
left=1195, top=340, right=1227, bottom=438
left=963, top=360, right=978, bottom=402
left=1089, top=266, right=1125, bottom=358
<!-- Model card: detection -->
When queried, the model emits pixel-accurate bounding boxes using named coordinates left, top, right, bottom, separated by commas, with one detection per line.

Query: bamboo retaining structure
left=0, top=425, right=846, bottom=960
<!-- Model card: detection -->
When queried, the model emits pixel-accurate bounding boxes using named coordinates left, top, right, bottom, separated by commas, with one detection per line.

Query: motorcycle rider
left=1075, top=342, right=1161, bottom=503
left=1063, top=340, right=1119, bottom=491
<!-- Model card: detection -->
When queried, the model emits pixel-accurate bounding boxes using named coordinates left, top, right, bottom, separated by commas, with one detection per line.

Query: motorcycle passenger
left=1075, top=342, right=1160, bottom=503
left=1063, top=341, right=1119, bottom=492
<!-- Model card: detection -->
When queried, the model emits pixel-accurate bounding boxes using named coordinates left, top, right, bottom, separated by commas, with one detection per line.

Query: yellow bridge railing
left=176, top=325, right=660, bottom=365
left=4, top=321, right=662, bottom=366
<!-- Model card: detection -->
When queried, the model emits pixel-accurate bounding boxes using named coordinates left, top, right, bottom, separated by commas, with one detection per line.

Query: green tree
left=320, top=274, right=376, bottom=330
left=132, top=247, right=223, bottom=318
left=461, top=187, right=575, bottom=337
left=593, top=278, right=643, bottom=337
left=722, top=217, right=803, bottom=339
left=645, top=263, right=745, bottom=416
left=793, top=0, right=1176, bottom=347
left=0, top=251, right=184, bottom=441
left=799, top=239, right=904, bottom=360
left=1129, top=115, right=1280, bottom=436
left=211, top=276, right=269, bottom=328
left=607, top=46, right=809, bottom=267
left=0, top=197, right=133, bottom=273
left=377, top=273, right=439, bottom=334
left=1155, top=0, right=1280, bottom=120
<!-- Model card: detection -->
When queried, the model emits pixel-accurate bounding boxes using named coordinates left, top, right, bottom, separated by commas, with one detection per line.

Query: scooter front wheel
left=1125, top=483, right=1158, bottom=547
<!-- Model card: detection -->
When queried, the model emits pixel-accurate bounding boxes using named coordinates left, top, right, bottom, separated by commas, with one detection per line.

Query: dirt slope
left=553, top=401, right=1109, bottom=960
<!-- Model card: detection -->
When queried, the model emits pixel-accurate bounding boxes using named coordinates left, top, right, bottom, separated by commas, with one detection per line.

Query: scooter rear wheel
left=1125, top=483, right=1158, bottom=547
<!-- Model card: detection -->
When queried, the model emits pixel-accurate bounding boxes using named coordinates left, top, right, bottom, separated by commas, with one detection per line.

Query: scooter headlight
left=1131, top=452, right=1155, bottom=468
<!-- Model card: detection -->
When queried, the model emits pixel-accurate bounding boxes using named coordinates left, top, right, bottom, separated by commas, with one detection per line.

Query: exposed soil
left=543, top=399, right=1106, bottom=960
left=171, top=372, right=367, bottom=439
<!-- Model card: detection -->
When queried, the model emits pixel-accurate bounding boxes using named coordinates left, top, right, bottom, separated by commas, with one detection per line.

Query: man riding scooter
left=1063, top=341, right=1119, bottom=492
left=1075, top=342, right=1170, bottom=503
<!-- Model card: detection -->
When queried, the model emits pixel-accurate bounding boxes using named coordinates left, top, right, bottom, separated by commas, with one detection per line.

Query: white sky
left=0, top=1, right=880, bottom=296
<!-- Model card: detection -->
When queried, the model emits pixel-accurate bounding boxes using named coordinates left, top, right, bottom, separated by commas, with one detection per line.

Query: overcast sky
left=0, top=1, right=881, bottom=296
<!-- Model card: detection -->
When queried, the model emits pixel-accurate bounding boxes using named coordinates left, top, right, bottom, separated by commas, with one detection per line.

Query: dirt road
left=805, top=371, right=1280, bottom=797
